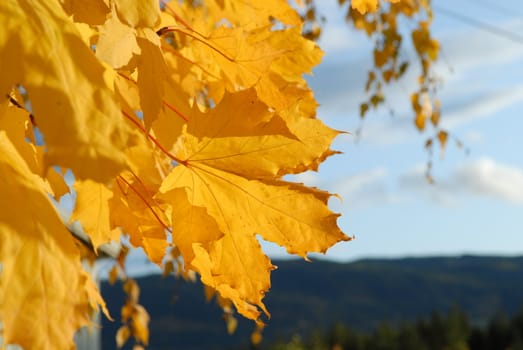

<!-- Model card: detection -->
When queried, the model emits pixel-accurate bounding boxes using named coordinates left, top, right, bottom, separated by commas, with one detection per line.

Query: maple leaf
left=71, top=179, right=121, bottom=250
left=165, top=89, right=338, bottom=178
left=110, top=173, right=169, bottom=265
left=0, top=0, right=135, bottom=182
left=178, top=25, right=281, bottom=92
left=61, top=0, right=110, bottom=25
left=0, top=132, right=95, bottom=349
left=95, top=11, right=141, bottom=69
left=114, top=0, right=161, bottom=29
left=136, top=28, right=167, bottom=128
left=0, top=101, right=69, bottom=200
left=157, top=89, right=349, bottom=319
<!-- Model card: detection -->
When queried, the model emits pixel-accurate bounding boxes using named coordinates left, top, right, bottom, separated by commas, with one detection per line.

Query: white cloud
left=400, top=158, right=523, bottom=205
left=331, top=168, right=401, bottom=209
left=453, top=158, right=523, bottom=203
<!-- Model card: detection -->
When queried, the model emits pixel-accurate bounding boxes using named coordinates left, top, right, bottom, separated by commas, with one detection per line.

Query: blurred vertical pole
left=71, top=226, right=120, bottom=350
left=75, top=260, right=101, bottom=350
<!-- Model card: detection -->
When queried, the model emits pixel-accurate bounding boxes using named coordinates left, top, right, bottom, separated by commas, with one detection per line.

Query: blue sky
left=261, top=0, right=523, bottom=262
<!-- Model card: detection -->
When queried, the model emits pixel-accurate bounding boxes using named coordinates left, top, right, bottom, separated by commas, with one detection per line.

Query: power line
left=461, top=0, right=523, bottom=18
left=433, top=5, right=523, bottom=46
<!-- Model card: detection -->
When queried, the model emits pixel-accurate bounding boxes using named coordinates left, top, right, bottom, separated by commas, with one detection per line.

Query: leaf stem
left=156, top=26, right=236, bottom=62
left=116, top=175, right=172, bottom=233
left=121, top=110, right=186, bottom=165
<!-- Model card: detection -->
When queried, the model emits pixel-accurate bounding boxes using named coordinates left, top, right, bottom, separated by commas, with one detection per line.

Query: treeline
left=262, top=307, right=523, bottom=350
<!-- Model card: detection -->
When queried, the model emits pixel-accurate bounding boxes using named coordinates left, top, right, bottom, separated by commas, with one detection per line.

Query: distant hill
left=101, top=255, right=523, bottom=350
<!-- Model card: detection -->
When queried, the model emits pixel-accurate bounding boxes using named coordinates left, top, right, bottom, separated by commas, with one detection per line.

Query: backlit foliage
left=342, top=0, right=450, bottom=176
left=0, top=0, right=359, bottom=348
left=301, top=0, right=448, bottom=178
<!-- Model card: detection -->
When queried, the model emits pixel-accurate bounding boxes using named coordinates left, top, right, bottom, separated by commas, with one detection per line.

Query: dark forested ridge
left=101, top=255, right=523, bottom=349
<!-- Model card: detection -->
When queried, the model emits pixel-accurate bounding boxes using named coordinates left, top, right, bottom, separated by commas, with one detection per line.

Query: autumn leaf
left=61, top=0, right=110, bottom=25
left=157, top=89, right=348, bottom=319
left=437, top=130, right=449, bottom=154
left=168, top=89, right=338, bottom=178
left=96, top=10, right=141, bottom=69
left=110, top=174, right=169, bottom=265
left=0, top=0, right=136, bottom=182
left=0, top=132, right=93, bottom=349
left=0, top=101, right=42, bottom=175
left=71, top=179, right=121, bottom=250
left=415, top=113, right=426, bottom=131
left=179, top=25, right=281, bottom=92
left=114, top=0, right=160, bottom=28
left=136, top=28, right=167, bottom=128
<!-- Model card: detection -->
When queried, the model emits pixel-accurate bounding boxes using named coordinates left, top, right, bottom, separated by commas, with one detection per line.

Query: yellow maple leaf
left=110, top=174, right=168, bottom=265
left=0, top=101, right=41, bottom=175
left=61, top=0, right=110, bottom=25
left=157, top=90, right=349, bottom=319
left=0, top=132, right=93, bottom=349
left=46, top=167, right=70, bottom=200
left=176, top=25, right=282, bottom=92
left=71, top=179, right=121, bottom=250
left=169, top=89, right=338, bottom=178
left=0, top=101, right=69, bottom=200
left=136, top=28, right=167, bottom=128
left=95, top=10, right=141, bottom=69
left=0, top=0, right=135, bottom=182
left=114, top=0, right=160, bottom=28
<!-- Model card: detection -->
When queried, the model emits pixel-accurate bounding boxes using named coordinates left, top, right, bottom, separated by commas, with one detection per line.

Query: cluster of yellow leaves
left=0, top=0, right=348, bottom=348
left=343, top=0, right=440, bottom=121
left=115, top=279, right=150, bottom=348
left=338, top=0, right=451, bottom=177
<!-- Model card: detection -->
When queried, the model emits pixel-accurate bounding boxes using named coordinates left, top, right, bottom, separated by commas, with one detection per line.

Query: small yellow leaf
left=415, top=113, right=426, bottom=131
left=0, top=103, right=42, bottom=175
left=109, top=265, right=120, bottom=285
left=225, top=314, right=238, bottom=335
left=136, top=28, right=167, bottom=128
left=71, top=179, right=119, bottom=250
left=352, top=0, right=379, bottom=13
left=84, top=270, right=112, bottom=320
left=251, top=329, right=263, bottom=345
left=123, top=279, right=140, bottom=305
left=130, top=304, right=150, bottom=345
left=96, top=11, right=141, bottom=69
left=360, top=102, right=369, bottom=117
left=114, top=0, right=160, bottom=28
left=437, top=130, right=449, bottom=152
left=116, top=325, right=131, bottom=348
left=46, top=167, right=69, bottom=200
left=61, top=0, right=110, bottom=25
left=110, top=174, right=168, bottom=265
